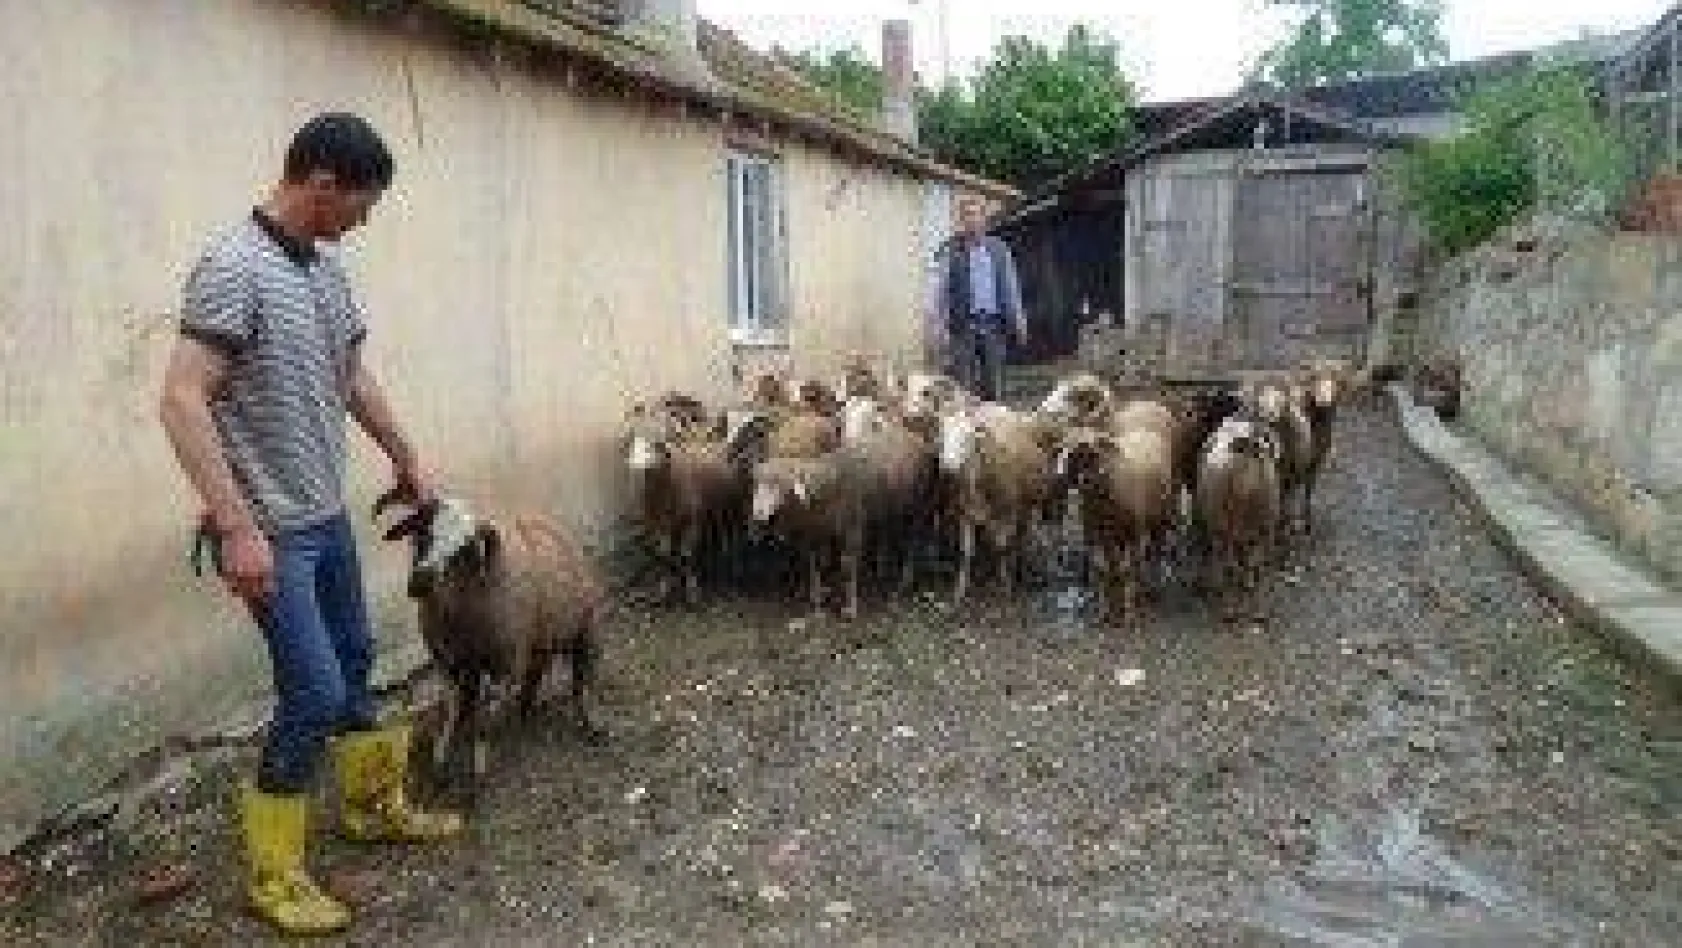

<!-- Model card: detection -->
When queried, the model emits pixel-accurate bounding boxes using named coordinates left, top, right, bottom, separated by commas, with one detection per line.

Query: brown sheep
left=1194, top=414, right=1283, bottom=623
left=1296, top=362, right=1352, bottom=526
left=748, top=453, right=866, bottom=619
left=1250, top=382, right=1316, bottom=536
left=840, top=395, right=941, bottom=595
left=768, top=406, right=842, bottom=459
left=939, top=404, right=1057, bottom=608
left=374, top=489, right=606, bottom=800
left=1053, top=399, right=1178, bottom=626
left=624, top=409, right=744, bottom=605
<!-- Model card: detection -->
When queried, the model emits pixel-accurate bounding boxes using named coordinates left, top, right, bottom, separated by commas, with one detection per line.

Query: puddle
left=1250, top=808, right=1591, bottom=946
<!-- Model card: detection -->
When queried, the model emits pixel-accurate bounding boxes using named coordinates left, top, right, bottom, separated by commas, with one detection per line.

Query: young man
left=929, top=195, right=1028, bottom=400
left=158, top=112, right=461, bottom=936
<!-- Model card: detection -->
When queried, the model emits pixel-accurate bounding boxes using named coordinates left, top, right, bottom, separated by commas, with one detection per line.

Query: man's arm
left=997, top=239, right=1028, bottom=340
left=345, top=350, right=418, bottom=475
left=158, top=338, right=259, bottom=536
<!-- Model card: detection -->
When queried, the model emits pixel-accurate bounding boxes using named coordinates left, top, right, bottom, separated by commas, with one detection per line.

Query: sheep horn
left=372, top=485, right=409, bottom=520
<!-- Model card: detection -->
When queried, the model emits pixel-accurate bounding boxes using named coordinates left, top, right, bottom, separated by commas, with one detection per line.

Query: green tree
left=776, top=44, right=884, bottom=118
left=1389, top=63, right=1629, bottom=257
left=954, top=25, right=1137, bottom=189
left=1256, top=0, right=1450, bottom=87
left=783, top=24, right=1137, bottom=189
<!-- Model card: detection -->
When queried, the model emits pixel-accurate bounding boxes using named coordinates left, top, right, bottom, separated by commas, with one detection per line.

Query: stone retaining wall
left=1417, top=220, right=1682, bottom=586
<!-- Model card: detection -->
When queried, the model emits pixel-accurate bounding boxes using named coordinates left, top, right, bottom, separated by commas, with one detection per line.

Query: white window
left=726, top=151, right=789, bottom=345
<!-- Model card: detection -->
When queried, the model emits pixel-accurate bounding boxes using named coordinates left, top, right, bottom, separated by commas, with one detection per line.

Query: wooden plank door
left=1229, top=168, right=1370, bottom=368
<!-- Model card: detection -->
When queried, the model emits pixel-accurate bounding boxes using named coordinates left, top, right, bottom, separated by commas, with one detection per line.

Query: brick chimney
left=881, top=19, right=917, bottom=144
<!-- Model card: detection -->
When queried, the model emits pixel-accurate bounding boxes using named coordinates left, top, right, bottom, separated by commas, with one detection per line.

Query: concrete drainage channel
left=1388, top=383, right=1682, bottom=693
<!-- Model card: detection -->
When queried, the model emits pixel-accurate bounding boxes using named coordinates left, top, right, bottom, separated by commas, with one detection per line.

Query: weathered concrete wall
left=1418, top=227, right=1682, bottom=589
left=0, top=0, right=959, bottom=850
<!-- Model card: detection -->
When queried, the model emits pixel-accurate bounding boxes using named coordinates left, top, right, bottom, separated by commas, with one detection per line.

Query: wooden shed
left=999, top=92, right=1422, bottom=375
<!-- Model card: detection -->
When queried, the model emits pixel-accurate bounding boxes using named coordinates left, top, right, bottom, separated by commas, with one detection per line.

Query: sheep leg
left=841, top=524, right=863, bottom=621
left=565, top=632, right=607, bottom=746
left=897, top=517, right=918, bottom=596
left=807, top=549, right=826, bottom=617
left=1300, top=477, right=1317, bottom=536
left=995, top=523, right=1018, bottom=598
left=1215, top=540, right=1240, bottom=624
left=1119, top=542, right=1139, bottom=630
left=680, top=520, right=703, bottom=607
left=448, top=671, right=486, bottom=807
left=515, top=650, right=554, bottom=724
left=653, top=530, right=677, bottom=604
left=950, top=517, right=977, bottom=611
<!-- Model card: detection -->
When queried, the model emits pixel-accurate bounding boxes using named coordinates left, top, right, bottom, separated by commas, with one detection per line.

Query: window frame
left=725, top=149, right=790, bottom=347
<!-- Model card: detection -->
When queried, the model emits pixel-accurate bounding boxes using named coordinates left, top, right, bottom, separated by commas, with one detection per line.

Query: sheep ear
left=471, top=523, right=501, bottom=572
left=372, top=486, right=407, bottom=521
left=383, top=511, right=423, bottom=542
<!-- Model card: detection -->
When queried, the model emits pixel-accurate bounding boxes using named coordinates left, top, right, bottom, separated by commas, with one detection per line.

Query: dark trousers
left=950, top=318, right=1008, bottom=402
left=248, top=513, right=379, bottom=793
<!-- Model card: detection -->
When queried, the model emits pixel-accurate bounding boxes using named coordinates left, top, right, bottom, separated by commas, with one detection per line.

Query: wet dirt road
left=5, top=398, right=1680, bottom=946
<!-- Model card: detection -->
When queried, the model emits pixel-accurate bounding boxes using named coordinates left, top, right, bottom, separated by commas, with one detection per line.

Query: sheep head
left=623, top=412, right=674, bottom=473
left=723, top=409, right=775, bottom=468
left=838, top=353, right=885, bottom=400
left=1052, top=426, right=1118, bottom=491
left=840, top=396, right=890, bottom=446
left=1204, top=417, right=1280, bottom=467
left=1039, top=373, right=1115, bottom=427
left=373, top=490, right=499, bottom=599
left=748, top=458, right=826, bottom=524
left=937, top=410, right=981, bottom=474
left=791, top=378, right=842, bottom=417
left=903, top=372, right=963, bottom=420
left=739, top=371, right=788, bottom=410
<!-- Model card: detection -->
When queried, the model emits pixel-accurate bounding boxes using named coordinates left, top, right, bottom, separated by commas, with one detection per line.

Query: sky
left=695, top=0, right=1669, bottom=102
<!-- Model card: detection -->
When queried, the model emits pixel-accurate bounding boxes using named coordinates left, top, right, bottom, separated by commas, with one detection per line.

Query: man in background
left=928, top=195, right=1027, bottom=400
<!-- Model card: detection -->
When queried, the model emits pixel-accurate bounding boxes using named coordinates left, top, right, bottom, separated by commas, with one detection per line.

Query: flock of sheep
left=621, top=354, right=1361, bottom=625
left=367, top=353, right=1360, bottom=798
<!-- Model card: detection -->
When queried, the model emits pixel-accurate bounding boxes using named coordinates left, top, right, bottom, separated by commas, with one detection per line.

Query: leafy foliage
left=782, top=24, right=1137, bottom=190
left=774, top=45, right=885, bottom=119
left=1387, top=63, right=1630, bottom=258
left=1256, top=0, right=1449, bottom=87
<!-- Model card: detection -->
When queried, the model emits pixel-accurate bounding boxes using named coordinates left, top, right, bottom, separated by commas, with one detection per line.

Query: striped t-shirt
left=178, top=209, right=368, bottom=535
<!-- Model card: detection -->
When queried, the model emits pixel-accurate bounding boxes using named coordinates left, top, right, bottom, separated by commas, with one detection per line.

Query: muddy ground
left=3, top=396, right=1680, bottom=946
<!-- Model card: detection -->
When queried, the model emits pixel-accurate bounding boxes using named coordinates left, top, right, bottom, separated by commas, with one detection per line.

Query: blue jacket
left=931, top=233, right=1024, bottom=333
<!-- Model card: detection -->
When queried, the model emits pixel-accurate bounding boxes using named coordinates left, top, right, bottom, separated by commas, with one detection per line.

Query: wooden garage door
left=1229, top=168, right=1369, bottom=369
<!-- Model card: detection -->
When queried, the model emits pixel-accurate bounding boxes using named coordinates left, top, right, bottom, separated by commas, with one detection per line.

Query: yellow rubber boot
left=331, top=724, right=464, bottom=843
left=237, top=783, right=351, bottom=936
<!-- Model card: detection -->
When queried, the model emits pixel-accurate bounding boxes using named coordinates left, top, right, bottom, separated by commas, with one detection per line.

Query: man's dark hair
left=283, top=112, right=394, bottom=191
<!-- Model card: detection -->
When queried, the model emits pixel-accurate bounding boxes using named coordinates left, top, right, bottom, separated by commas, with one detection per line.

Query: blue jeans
left=247, top=513, right=379, bottom=793
left=951, top=319, right=1008, bottom=402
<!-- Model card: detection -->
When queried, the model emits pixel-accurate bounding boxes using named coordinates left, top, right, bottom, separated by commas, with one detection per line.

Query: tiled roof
left=404, top=0, right=1017, bottom=199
